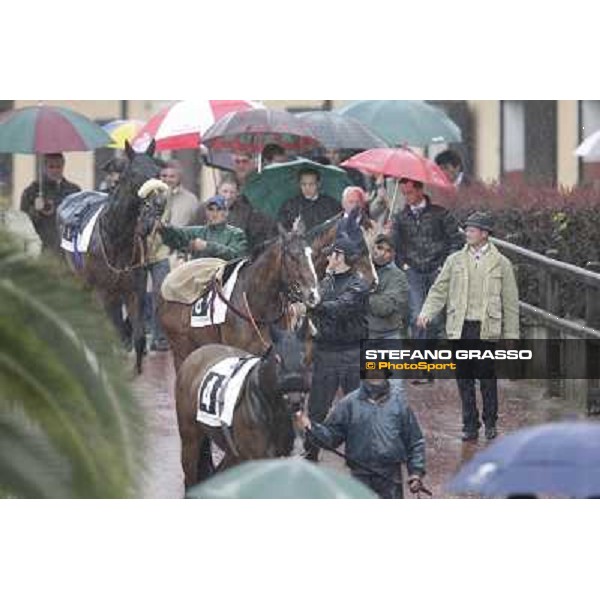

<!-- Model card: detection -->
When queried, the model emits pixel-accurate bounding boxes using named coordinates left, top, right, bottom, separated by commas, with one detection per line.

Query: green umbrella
left=186, top=458, right=378, bottom=499
left=337, top=100, right=462, bottom=147
left=242, top=158, right=351, bottom=217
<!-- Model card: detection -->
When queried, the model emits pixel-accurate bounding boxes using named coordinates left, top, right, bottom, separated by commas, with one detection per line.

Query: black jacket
left=21, top=177, right=81, bottom=251
left=310, top=270, right=369, bottom=350
left=278, top=193, right=340, bottom=232
left=310, top=380, right=426, bottom=476
left=393, top=197, right=462, bottom=273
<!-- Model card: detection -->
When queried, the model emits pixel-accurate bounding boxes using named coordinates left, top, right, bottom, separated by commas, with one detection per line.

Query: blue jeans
left=145, top=259, right=170, bottom=344
left=406, top=267, right=444, bottom=340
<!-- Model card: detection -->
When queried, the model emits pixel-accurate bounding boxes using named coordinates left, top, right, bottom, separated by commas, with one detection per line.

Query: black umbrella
left=297, top=111, right=388, bottom=150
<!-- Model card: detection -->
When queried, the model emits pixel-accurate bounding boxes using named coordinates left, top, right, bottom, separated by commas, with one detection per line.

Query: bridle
left=98, top=189, right=163, bottom=275
left=208, top=235, right=311, bottom=333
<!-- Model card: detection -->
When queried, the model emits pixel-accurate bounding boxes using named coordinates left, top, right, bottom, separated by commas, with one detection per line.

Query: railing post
left=585, top=261, right=600, bottom=414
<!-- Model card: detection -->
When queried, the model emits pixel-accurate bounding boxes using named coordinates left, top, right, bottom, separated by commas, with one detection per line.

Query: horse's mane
left=305, top=213, right=342, bottom=245
left=249, top=235, right=280, bottom=262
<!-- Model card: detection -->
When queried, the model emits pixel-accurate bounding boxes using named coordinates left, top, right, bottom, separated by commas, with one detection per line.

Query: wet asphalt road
left=133, top=350, right=584, bottom=499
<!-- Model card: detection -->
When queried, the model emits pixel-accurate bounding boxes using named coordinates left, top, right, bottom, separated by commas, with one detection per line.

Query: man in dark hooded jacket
left=296, top=370, right=426, bottom=499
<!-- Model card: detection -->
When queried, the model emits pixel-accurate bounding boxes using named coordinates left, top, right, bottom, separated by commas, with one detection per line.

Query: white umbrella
left=574, top=129, right=600, bottom=159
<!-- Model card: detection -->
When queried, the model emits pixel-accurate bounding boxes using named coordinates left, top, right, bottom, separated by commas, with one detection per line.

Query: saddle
left=57, top=190, right=109, bottom=244
left=161, top=257, right=246, bottom=304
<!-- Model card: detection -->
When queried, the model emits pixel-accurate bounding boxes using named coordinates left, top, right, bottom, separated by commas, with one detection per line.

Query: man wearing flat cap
left=417, top=211, right=519, bottom=441
left=304, top=233, right=370, bottom=462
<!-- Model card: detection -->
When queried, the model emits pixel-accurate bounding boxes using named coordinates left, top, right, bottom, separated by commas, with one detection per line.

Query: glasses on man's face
left=207, top=206, right=225, bottom=212
left=234, top=158, right=250, bottom=165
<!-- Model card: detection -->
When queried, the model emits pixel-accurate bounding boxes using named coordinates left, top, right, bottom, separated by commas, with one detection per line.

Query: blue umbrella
left=447, top=422, right=600, bottom=498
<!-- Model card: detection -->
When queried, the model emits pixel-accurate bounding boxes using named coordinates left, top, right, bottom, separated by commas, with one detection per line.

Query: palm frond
left=0, top=235, right=147, bottom=498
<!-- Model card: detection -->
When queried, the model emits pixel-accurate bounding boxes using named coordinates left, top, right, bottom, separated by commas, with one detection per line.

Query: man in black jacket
left=278, top=167, right=340, bottom=232
left=305, top=235, right=369, bottom=462
left=20, top=153, right=81, bottom=253
left=393, top=178, right=462, bottom=337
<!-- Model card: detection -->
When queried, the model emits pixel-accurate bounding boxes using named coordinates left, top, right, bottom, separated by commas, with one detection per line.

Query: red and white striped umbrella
left=133, top=100, right=264, bottom=151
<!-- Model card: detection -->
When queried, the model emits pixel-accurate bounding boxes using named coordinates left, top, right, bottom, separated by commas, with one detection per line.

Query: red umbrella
left=202, top=108, right=321, bottom=156
left=133, top=100, right=264, bottom=151
left=340, top=147, right=453, bottom=190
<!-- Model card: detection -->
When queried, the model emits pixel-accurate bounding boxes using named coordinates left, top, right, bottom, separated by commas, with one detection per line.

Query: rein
left=210, top=275, right=288, bottom=325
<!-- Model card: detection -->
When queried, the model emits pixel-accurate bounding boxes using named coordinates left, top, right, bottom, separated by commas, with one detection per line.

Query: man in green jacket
left=159, top=195, right=248, bottom=261
left=417, top=212, right=519, bottom=441
left=368, top=234, right=409, bottom=339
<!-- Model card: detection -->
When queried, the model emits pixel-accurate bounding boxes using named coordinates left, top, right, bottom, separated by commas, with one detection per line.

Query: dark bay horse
left=159, top=211, right=376, bottom=372
left=159, top=221, right=321, bottom=372
left=176, top=325, right=310, bottom=489
left=62, top=140, right=163, bottom=373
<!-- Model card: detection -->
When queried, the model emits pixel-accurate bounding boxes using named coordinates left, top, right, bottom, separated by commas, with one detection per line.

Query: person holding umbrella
left=20, top=153, right=81, bottom=253
left=393, top=177, right=463, bottom=383
left=417, top=212, right=520, bottom=441
left=278, top=166, right=340, bottom=232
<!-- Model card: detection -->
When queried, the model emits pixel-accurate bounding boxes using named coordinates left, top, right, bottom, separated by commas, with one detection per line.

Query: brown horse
left=159, top=211, right=376, bottom=372
left=176, top=325, right=310, bottom=489
left=159, top=221, right=321, bottom=372
left=61, top=141, right=163, bottom=373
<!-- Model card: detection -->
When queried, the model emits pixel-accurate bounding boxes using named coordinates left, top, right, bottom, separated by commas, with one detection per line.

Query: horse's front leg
left=126, top=269, right=147, bottom=374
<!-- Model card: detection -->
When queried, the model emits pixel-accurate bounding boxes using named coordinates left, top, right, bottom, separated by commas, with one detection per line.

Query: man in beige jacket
left=417, top=212, right=519, bottom=441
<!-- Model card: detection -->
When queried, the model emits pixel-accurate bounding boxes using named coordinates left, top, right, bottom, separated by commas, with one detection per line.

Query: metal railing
left=491, top=235, right=600, bottom=414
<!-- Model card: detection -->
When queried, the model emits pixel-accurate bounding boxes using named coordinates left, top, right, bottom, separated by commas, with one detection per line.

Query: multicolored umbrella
left=341, top=147, right=453, bottom=189
left=132, top=100, right=264, bottom=151
left=102, top=119, right=146, bottom=149
left=202, top=108, right=321, bottom=156
left=185, top=458, right=377, bottom=499
left=243, top=157, right=350, bottom=217
left=0, top=104, right=112, bottom=154
left=337, top=100, right=462, bottom=147
left=297, top=111, right=388, bottom=150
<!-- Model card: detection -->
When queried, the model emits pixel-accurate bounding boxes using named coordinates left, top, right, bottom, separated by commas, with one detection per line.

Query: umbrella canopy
left=133, top=100, right=264, bottom=151
left=341, top=147, right=453, bottom=189
left=574, top=129, right=600, bottom=160
left=202, top=108, right=321, bottom=155
left=102, top=119, right=146, bottom=149
left=337, top=100, right=462, bottom=146
left=0, top=104, right=112, bottom=154
left=296, top=111, right=388, bottom=150
left=243, top=157, right=350, bottom=217
left=185, top=458, right=377, bottom=499
left=447, top=421, right=600, bottom=498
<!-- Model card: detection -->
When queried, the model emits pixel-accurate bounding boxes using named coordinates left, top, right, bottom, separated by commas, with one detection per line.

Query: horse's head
left=123, top=139, right=160, bottom=194
left=136, top=179, right=168, bottom=237
left=265, top=324, right=311, bottom=413
left=277, top=218, right=320, bottom=308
